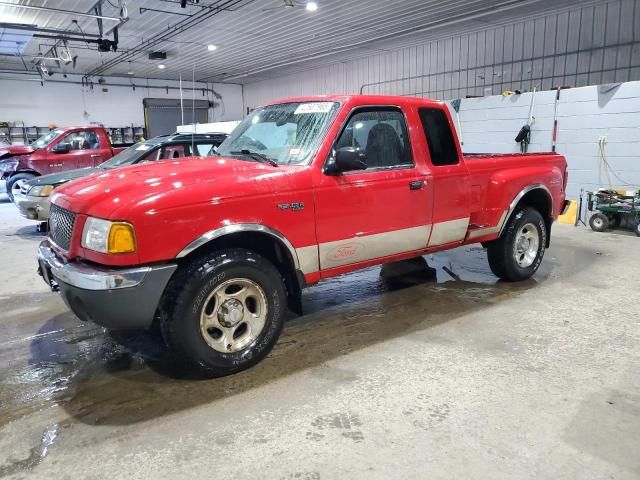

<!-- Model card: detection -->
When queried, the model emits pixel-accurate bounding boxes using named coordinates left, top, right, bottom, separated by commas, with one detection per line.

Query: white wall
left=454, top=81, right=640, bottom=199
left=0, top=74, right=243, bottom=127
left=243, top=0, right=640, bottom=108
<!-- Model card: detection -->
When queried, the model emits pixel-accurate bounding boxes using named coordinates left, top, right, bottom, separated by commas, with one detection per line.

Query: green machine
left=587, top=189, right=640, bottom=236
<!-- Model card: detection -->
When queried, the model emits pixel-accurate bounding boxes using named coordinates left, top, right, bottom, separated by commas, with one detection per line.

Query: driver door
left=313, top=106, right=433, bottom=276
left=49, top=130, right=100, bottom=170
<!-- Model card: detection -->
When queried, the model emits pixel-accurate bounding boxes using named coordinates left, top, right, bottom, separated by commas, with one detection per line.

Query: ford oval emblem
left=327, top=242, right=364, bottom=261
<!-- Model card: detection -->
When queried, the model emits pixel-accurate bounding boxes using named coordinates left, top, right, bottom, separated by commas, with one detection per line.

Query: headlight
left=28, top=185, right=54, bottom=197
left=0, top=158, right=18, bottom=173
left=81, top=217, right=136, bottom=254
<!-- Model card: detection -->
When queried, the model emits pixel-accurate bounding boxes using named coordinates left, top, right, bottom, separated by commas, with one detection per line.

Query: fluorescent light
left=207, top=44, right=217, bottom=51
left=127, top=71, right=134, bottom=75
left=158, top=64, right=166, bottom=69
left=306, top=1, right=318, bottom=11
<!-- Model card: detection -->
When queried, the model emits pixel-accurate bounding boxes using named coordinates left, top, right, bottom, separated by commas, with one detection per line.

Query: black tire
left=160, top=248, right=286, bottom=377
left=607, top=213, right=622, bottom=229
left=487, top=207, right=547, bottom=282
left=634, top=220, right=640, bottom=237
left=6, top=172, right=36, bottom=202
left=589, top=212, right=609, bottom=232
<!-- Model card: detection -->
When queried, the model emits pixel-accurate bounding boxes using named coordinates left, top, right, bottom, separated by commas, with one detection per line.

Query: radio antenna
left=191, top=64, right=195, bottom=155
left=179, top=72, right=184, bottom=127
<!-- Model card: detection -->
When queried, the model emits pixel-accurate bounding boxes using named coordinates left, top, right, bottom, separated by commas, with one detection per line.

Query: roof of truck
left=260, top=94, right=446, bottom=108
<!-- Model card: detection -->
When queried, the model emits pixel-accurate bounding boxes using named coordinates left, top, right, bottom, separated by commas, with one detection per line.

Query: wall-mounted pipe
left=0, top=72, right=221, bottom=97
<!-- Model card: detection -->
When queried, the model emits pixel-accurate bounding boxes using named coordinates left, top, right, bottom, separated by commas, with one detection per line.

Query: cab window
left=61, top=130, right=100, bottom=151
left=334, top=107, right=412, bottom=169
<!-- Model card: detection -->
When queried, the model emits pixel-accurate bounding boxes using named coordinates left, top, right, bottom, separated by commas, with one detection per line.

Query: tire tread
left=159, top=248, right=285, bottom=376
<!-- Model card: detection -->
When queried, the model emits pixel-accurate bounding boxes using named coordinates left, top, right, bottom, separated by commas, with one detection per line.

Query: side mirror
left=326, top=147, right=367, bottom=175
left=52, top=142, right=71, bottom=154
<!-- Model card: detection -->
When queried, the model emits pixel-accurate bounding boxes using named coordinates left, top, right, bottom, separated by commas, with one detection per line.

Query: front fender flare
left=176, top=223, right=301, bottom=271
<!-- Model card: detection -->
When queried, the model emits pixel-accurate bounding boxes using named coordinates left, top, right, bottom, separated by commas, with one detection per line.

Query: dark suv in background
left=14, top=133, right=227, bottom=221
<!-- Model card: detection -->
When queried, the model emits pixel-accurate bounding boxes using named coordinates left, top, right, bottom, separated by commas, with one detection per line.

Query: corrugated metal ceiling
left=0, top=0, right=598, bottom=83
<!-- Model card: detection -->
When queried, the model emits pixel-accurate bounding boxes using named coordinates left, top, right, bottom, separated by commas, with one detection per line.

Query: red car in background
left=0, top=126, right=133, bottom=201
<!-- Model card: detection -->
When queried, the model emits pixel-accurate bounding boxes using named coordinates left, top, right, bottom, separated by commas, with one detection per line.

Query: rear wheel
left=589, top=212, right=609, bottom=232
left=487, top=207, right=547, bottom=281
left=6, top=173, right=35, bottom=202
left=160, top=248, right=286, bottom=377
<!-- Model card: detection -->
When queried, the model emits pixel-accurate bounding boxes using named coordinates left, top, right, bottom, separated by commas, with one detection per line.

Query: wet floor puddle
left=0, top=245, right=561, bottom=430
left=1, top=236, right=604, bottom=474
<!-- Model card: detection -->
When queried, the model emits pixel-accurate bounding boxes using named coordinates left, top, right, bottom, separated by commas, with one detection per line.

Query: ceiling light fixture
left=207, top=44, right=217, bottom=51
left=158, top=64, right=166, bottom=69
left=306, top=1, right=318, bottom=12
left=127, top=71, right=134, bottom=75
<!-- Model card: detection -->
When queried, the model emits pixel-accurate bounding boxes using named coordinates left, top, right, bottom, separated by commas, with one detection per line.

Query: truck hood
left=28, top=167, right=99, bottom=188
left=52, top=156, right=297, bottom=217
left=0, top=145, right=35, bottom=159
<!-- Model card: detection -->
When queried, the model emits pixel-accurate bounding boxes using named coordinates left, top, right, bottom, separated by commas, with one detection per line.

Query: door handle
left=90, top=154, right=101, bottom=158
left=409, top=180, right=425, bottom=190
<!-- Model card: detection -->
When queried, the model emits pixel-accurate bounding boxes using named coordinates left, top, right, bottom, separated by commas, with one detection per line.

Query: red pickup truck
left=38, top=95, right=568, bottom=376
left=0, top=126, right=132, bottom=201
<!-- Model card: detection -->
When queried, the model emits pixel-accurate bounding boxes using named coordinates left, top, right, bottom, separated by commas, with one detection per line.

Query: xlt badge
left=277, top=202, right=305, bottom=211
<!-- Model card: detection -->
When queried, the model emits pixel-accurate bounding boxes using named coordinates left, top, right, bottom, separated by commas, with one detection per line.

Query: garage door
left=143, top=98, right=209, bottom=138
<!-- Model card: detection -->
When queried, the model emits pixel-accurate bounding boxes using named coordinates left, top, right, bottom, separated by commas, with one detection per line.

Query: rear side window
left=160, top=144, right=190, bottom=159
left=194, top=143, right=217, bottom=156
left=418, top=108, right=459, bottom=166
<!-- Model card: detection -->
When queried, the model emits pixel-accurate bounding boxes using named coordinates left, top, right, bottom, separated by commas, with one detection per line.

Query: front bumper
left=38, top=240, right=177, bottom=330
left=15, top=192, right=50, bottom=221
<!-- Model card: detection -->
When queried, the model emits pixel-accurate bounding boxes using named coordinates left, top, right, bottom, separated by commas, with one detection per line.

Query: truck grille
left=49, top=204, right=76, bottom=251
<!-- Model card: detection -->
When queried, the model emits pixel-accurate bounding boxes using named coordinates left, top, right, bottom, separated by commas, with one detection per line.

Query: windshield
left=217, top=101, right=339, bottom=165
left=32, top=130, right=62, bottom=149
left=100, top=142, right=156, bottom=168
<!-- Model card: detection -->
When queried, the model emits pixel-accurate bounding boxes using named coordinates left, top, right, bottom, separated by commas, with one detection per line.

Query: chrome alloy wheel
left=513, top=222, right=540, bottom=268
left=11, top=178, right=27, bottom=197
left=199, top=278, right=268, bottom=353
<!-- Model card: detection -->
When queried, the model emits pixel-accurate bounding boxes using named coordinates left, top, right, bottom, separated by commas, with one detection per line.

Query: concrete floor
left=0, top=194, right=638, bottom=480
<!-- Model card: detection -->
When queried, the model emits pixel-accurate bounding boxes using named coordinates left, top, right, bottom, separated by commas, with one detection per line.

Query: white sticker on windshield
left=294, top=102, right=333, bottom=114
left=135, top=145, right=151, bottom=151
left=55, top=130, right=64, bottom=134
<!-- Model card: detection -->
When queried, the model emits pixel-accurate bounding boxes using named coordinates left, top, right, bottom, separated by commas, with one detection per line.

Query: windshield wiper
left=230, top=149, right=278, bottom=167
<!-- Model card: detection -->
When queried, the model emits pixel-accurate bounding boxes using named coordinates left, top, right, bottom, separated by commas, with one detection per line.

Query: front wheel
left=160, top=248, right=287, bottom=377
left=487, top=207, right=547, bottom=282
left=6, top=173, right=35, bottom=202
left=589, top=212, right=609, bottom=232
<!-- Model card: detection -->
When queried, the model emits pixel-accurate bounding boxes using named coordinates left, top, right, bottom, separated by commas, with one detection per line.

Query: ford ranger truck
left=37, top=95, right=569, bottom=376
left=0, top=126, right=133, bottom=202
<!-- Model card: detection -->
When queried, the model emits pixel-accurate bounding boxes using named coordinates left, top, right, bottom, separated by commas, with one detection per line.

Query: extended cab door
left=417, top=107, right=471, bottom=247
left=313, top=106, right=433, bottom=276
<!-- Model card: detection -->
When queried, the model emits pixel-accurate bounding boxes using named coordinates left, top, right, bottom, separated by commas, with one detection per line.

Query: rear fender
left=484, top=166, right=563, bottom=223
